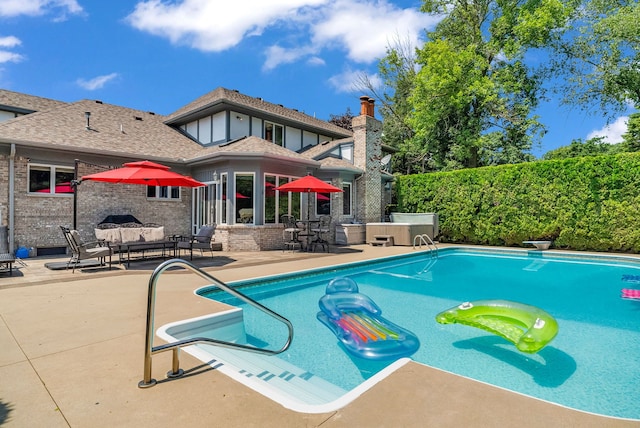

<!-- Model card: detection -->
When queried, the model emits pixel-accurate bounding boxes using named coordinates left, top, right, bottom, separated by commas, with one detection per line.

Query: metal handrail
left=138, top=258, right=294, bottom=388
left=413, top=234, right=438, bottom=258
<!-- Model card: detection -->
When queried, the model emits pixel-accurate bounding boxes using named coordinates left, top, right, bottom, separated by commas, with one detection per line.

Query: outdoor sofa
left=94, top=216, right=173, bottom=265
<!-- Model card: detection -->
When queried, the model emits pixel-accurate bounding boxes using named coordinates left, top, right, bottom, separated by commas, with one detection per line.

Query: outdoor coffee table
left=113, top=240, right=178, bottom=267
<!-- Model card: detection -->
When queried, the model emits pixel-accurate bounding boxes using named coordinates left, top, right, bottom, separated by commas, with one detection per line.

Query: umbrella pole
left=73, top=160, right=79, bottom=230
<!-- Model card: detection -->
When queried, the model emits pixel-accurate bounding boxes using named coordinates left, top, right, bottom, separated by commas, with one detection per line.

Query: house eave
left=0, top=138, right=190, bottom=165
left=185, top=151, right=320, bottom=167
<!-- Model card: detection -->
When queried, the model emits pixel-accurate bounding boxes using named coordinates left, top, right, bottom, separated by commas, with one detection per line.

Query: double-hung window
left=264, top=121, right=284, bottom=146
left=342, top=182, right=352, bottom=216
left=147, top=186, right=180, bottom=200
left=28, top=164, right=74, bottom=194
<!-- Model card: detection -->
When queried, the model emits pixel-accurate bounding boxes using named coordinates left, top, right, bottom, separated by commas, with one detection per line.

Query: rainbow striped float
left=317, top=277, right=419, bottom=360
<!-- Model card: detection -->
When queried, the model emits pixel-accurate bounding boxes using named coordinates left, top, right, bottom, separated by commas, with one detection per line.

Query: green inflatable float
left=435, top=300, right=559, bottom=353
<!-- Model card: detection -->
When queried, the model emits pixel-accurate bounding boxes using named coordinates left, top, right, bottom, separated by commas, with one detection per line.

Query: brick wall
left=216, top=224, right=285, bottom=251
left=13, top=157, right=75, bottom=250
left=8, top=158, right=193, bottom=252
left=352, top=104, right=383, bottom=223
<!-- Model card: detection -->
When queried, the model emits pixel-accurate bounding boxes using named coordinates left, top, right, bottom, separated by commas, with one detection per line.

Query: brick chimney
left=353, top=96, right=383, bottom=223
left=359, top=96, right=376, bottom=117
left=359, top=96, right=369, bottom=116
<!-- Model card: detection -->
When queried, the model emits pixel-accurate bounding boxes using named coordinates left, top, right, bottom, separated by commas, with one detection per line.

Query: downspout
left=8, top=144, right=15, bottom=252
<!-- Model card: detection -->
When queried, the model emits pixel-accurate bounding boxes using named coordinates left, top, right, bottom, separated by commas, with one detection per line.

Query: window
left=264, top=121, right=284, bottom=146
left=265, top=175, right=277, bottom=224
left=343, top=182, right=352, bottom=216
left=146, top=186, right=180, bottom=199
left=316, top=183, right=332, bottom=215
left=235, top=173, right=254, bottom=224
left=221, top=173, right=228, bottom=224
left=265, top=174, right=301, bottom=222
left=28, top=164, right=74, bottom=194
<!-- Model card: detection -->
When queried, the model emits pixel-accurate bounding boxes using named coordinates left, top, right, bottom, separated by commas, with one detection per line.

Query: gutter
left=8, top=144, right=15, bottom=251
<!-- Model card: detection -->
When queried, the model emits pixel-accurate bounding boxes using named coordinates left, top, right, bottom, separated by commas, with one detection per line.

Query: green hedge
left=395, top=152, right=640, bottom=252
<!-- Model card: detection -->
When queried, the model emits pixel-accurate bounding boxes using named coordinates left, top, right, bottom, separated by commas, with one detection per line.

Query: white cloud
left=126, top=0, right=327, bottom=52
left=263, top=44, right=315, bottom=71
left=76, top=73, right=119, bottom=91
left=0, top=36, right=24, bottom=64
left=0, top=36, right=21, bottom=48
left=328, top=68, right=381, bottom=93
left=311, top=0, right=439, bottom=64
left=306, top=56, right=325, bottom=66
left=586, top=116, right=629, bottom=144
left=0, top=51, right=24, bottom=63
left=0, top=0, right=83, bottom=18
left=126, top=0, right=439, bottom=70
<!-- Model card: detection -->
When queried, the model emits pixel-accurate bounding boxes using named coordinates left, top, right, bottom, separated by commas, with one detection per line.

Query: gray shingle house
left=0, top=87, right=392, bottom=254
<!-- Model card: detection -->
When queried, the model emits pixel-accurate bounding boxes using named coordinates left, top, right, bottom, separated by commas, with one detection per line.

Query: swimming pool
left=157, top=247, right=640, bottom=419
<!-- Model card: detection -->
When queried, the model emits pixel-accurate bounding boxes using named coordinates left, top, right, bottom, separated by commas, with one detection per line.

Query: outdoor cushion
left=95, top=228, right=122, bottom=244
left=140, top=226, right=165, bottom=242
left=96, top=226, right=165, bottom=244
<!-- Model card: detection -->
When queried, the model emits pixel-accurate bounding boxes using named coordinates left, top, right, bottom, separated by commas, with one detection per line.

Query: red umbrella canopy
left=81, top=160, right=204, bottom=187
left=275, top=175, right=342, bottom=194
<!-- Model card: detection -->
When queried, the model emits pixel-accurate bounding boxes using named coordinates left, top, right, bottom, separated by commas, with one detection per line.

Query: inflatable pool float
left=435, top=300, right=558, bottom=353
left=622, top=288, right=640, bottom=300
left=317, top=277, right=420, bottom=360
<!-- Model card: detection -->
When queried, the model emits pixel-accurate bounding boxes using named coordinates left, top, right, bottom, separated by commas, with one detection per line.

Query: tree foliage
left=405, top=0, right=569, bottom=171
left=550, top=0, right=640, bottom=114
left=621, top=112, right=640, bottom=151
left=395, top=152, right=640, bottom=252
left=328, top=107, right=355, bottom=131
left=355, top=36, right=420, bottom=174
left=542, top=136, right=623, bottom=160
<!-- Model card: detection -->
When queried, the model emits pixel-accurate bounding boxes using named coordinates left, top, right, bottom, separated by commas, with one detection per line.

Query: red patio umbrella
left=275, top=175, right=342, bottom=194
left=75, top=160, right=204, bottom=229
left=275, top=175, right=342, bottom=223
left=81, top=160, right=204, bottom=187
left=222, top=192, right=250, bottom=200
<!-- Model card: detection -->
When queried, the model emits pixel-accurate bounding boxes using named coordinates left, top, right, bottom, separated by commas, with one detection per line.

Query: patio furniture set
left=282, top=214, right=332, bottom=253
left=61, top=221, right=220, bottom=272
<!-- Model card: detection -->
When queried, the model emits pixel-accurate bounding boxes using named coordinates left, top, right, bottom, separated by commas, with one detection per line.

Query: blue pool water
left=197, top=248, right=640, bottom=419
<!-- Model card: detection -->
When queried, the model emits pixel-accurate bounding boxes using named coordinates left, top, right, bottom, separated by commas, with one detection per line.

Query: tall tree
left=542, top=136, right=623, bottom=160
left=621, top=113, right=640, bottom=151
left=328, top=108, right=354, bottom=131
left=408, top=0, right=571, bottom=171
left=550, top=1, right=640, bottom=115
left=356, top=36, right=420, bottom=174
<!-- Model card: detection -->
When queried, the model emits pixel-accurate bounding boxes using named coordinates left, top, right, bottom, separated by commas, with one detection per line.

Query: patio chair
left=176, top=225, right=217, bottom=260
left=239, top=208, right=254, bottom=224
left=60, top=226, right=112, bottom=273
left=0, top=225, right=15, bottom=276
left=310, top=215, right=332, bottom=252
left=281, top=215, right=302, bottom=252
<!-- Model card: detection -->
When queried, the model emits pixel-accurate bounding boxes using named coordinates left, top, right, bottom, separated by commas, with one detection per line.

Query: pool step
left=196, top=343, right=347, bottom=405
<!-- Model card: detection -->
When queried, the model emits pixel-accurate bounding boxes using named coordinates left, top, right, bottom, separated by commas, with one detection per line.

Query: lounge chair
left=60, top=226, right=112, bottom=272
left=0, top=225, right=15, bottom=275
left=176, top=225, right=219, bottom=260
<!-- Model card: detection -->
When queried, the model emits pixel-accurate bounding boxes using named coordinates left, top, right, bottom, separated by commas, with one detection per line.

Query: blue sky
left=0, top=0, right=633, bottom=158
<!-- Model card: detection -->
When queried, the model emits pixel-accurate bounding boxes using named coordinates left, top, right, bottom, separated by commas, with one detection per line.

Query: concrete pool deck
left=0, top=245, right=637, bottom=427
